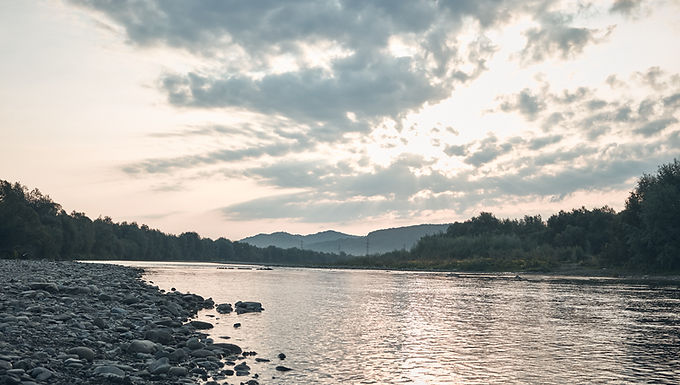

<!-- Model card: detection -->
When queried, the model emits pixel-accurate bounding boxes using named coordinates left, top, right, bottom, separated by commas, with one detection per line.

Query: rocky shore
left=0, top=260, right=275, bottom=385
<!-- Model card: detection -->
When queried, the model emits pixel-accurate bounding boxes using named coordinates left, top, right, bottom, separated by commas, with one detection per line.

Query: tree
left=623, top=159, right=680, bottom=269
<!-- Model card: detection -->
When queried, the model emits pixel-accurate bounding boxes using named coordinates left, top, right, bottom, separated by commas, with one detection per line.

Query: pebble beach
left=0, top=260, right=273, bottom=385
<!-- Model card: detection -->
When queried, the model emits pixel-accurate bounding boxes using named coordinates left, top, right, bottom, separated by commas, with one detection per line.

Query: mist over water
left=129, top=262, right=680, bottom=384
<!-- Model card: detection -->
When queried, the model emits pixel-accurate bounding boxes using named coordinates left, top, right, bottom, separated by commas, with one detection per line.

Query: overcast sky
left=1, top=0, right=679, bottom=240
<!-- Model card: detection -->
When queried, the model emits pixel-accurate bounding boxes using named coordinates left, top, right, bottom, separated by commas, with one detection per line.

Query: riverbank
left=0, top=260, right=265, bottom=385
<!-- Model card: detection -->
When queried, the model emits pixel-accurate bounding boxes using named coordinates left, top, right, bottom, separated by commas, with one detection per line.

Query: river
left=119, top=262, right=680, bottom=384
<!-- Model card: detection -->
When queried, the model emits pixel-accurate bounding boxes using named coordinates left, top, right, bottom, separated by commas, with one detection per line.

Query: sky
left=1, top=0, right=679, bottom=240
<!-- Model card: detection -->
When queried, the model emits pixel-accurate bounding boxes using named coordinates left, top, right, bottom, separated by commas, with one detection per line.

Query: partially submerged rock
left=235, top=301, right=264, bottom=314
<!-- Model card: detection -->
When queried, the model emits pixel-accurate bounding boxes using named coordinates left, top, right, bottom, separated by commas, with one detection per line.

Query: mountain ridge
left=239, top=223, right=450, bottom=255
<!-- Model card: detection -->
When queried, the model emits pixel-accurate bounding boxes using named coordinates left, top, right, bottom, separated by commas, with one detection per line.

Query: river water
left=124, top=262, right=679, bottom=384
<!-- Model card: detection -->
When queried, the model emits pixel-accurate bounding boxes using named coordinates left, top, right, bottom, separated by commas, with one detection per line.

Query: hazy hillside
left=240, top=224, right=450, bottom=256
left=239, top=230, right=358, bottom=250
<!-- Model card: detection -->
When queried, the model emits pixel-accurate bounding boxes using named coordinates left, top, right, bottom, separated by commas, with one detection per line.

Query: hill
left=239, top=224, right=449, bottom=255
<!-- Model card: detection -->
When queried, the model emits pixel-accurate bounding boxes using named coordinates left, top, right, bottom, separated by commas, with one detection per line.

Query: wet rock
left=278, top=353, right=286, bottom=360
left=211, top=343, right=242, bottom=355
left=189, top=320, right=214, bottom=329
left=276, top=365, right=293, bottom=372
left=233, top=323, right=241, bottom=328
left=234, top=301, right=264, bottom=314
left=255, top=358, right=270, bottom=362
left=216, top=303, right=233, bottom=314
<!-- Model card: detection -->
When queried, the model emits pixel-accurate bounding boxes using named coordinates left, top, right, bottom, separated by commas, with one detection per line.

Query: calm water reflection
left=128, top=262, right=679, bottom=384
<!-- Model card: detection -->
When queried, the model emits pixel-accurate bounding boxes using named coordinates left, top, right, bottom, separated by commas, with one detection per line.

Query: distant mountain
left=239, top=224, right=450, bottom=256
left=239, top=230, right=359, bottom=250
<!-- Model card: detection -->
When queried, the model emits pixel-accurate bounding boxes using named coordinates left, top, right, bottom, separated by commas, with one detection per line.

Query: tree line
left=345, top=159, right=680, bottom=273
left=1, top=159, right=678, bottom=273
left=0, top=181, right=340, bottom=265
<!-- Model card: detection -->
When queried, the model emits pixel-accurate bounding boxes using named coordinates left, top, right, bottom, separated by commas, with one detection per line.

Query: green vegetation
left=1, top=160, right=679, bottom=274
left=0, top=181, right=340, bottom=264
left=344, top=160, right=680, bottom=273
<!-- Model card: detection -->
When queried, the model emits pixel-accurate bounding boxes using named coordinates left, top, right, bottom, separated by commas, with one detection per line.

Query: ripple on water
left=132, top=263, right=680, bottom=385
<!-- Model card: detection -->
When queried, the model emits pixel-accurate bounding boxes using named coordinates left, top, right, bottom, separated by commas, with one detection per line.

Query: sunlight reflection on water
left=120, top=262, right=680, bottom=384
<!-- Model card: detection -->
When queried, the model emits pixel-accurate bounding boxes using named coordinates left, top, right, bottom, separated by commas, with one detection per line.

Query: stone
left=127, top=339, right=157, bottom=354
left=122, top=295, right=138, bottom=305
left=234, top=301, right=264, bottom=314
left=167, top=366, right=187, bottom=377
left=93, top=317, right=106, bottom=329
left=93, top=365, right=125, bottom=379
left=255, top=358, right=270, bottom=362
left=30, top=367, right=53, bottom=381
left=145, top=328, right=173, bottom=345
left=186, top=337, right=204, bottom=350
left=148, top=357, right=171, bottom=375
left=233, top=362, right=250, bottom=372
left=233, top=323, right=241, bottom=328
left=190, top=349, right=215, bottom=358
left=168, top=348, right=187, bottom=363
left=278, top=353, right=286, bottom=360
left=28, top=283, right=58, bottom=293
left=0, top=360, right=11, bottom=370
left=68, top=346, right=95, bottom=362
left=189, top=320, right=213, bottom=330
left=211, top=343, right=242, bottom=355
left=215, top=303, right=233, bottom=314
left=276, top=365, right=293, bottom=372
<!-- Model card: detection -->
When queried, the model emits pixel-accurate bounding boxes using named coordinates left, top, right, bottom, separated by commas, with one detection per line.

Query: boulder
left=210, top=343, right=242, bottom=355
left=216, top=303, right=233, bottom=314
left=234, top=301, right=264, bottom=314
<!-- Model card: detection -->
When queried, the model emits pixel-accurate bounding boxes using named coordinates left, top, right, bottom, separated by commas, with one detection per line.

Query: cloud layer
left=67, top=0, right=680, bottom=227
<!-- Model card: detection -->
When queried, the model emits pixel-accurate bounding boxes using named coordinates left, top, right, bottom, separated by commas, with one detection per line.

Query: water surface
left=124, top=262, right=680, bottom=384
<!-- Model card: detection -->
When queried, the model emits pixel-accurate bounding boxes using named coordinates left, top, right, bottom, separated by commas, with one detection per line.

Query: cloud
left=500, top=88, right=547, bottom=120
left=161, top=53, right=449, bottom=131
left=520, top=12, right=612, bottom=63
left=123, top=141, right=307, bottom=174
left=529, top=135, right=563, bottom=150
left=634, top=118, right=678, bottom=137
left=610, top=0, right=642, bottom=15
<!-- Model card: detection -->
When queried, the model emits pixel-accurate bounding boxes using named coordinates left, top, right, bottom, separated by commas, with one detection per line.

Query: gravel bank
left=0, top=260, right=264, bottom=385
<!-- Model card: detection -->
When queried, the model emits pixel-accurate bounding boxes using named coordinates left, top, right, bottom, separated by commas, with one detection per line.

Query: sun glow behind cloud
left=0, top=0, right=678, bottom=239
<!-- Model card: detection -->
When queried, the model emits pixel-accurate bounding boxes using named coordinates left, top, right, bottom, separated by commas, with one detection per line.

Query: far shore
left=78, top=258, right=680, bottom=283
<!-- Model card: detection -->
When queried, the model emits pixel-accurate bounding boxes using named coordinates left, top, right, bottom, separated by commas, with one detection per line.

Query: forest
left=1, top=159, right=678, bottom=273
left=347, top=160, right=680, bottom=273
left=0, top=182, right=341, bottom=265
